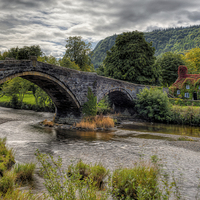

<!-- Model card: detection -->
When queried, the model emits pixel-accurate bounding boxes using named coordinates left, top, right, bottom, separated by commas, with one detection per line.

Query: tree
left=65, top=36, right=94, bottom=72
left=82, top=87, right=97, bottom=116
left=136, top=87, right=171, bottom=122
left=5, top=45, right=43, bottom=60
left=2, top=78, right=31, bottom=104
left=181, top=48, right=200, bottom=74
left=59, top=56, right=80, bottom=70
left=156, top=52, right=185, bottom=86
left=38, top=55, right=59, bottom=66
left=103, top=31, right=161, bottom=85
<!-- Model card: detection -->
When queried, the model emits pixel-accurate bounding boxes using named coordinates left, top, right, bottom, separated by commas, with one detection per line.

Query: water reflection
left=121, top=122, right=200, bottom=137
left=31, top=125, right=114, bottom=142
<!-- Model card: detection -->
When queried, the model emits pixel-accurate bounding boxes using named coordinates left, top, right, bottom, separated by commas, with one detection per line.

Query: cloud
left=1, top=0, right=200, bottom=57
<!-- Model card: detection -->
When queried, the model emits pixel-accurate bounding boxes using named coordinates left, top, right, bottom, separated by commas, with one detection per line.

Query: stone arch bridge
left=0, top=57, right=151, bottom=124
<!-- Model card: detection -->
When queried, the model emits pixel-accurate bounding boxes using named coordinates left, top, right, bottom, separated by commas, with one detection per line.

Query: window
left=184, top=92, right=190, bottom=98
left=177, top=90, right=180, bottom=95
left=186, top=84, right=190, bottom=89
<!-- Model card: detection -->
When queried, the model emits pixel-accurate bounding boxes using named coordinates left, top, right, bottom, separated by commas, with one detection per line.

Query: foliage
left=103, top=31, right=161, bottom=85
left=91, top=25, right=200, bottom=68
left=90, top=34, right=118, bottom=69
left=156, top=52, right=185, bottom=86
left=38, top=55, right=59, bottom=65
left=3, top=45, right=42, bottom=60
left=2, top=78, right=31, bottom=105
left=181, top=47, right=200, bottom=74
left=82, top=87, right=97, bottom=116
left=0, top=171, right=16, bottom=194
left=59, top=56, right=80, bottom=70
left=76, top=115, right=114, bottom=130
left=112, top=163, right=160, bottom=199
left=65, top=36, right=94, bottom=72
left=97, top=97, right=111, bottom=115
left=69, top=160, right=109, bottom=190
left=96, top=64, right=105, bottom=76
left=14, top=163, right=36, bottom=183
left=35, top=150, right=108, bottom=200
left=136, top=87, right=171, bottom=122
left=0, top=138, right=15, bottom=176
left=1, top=189, right=40, bottom=200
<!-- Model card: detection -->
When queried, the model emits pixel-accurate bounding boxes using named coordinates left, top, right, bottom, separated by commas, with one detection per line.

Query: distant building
left=169, top=65, right=200, bottom=100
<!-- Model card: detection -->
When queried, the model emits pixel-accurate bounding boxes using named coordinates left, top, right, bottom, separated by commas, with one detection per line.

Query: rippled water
left=120, top=121, right=200, bottom=137
left=0, top=106, right=200, bottom=199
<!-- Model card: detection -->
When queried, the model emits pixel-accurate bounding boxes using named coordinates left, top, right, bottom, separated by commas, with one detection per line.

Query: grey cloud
left=1, top=0, right=200, bottom=57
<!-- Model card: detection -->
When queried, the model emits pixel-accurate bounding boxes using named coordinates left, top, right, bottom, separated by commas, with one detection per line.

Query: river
left=0, top=106, right=200, bottom=199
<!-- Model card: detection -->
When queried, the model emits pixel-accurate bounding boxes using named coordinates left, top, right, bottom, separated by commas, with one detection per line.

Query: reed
left=76, top=115, right=114, bottom=130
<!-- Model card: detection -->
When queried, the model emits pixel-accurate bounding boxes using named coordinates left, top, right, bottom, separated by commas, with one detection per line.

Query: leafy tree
left=38, top=55, right=59, bottom=65
left=156, top=52, right=185, bottom=86
left=5, top=45, right=43, bottom=60
left=96, top=64, right=105, bottom=76
left=103, top=31, right=161, bottom=85
left=2, top=78, right=31, bottom=104
left=65, top=36, right=94, bottom=72
left=59, top=56, right=80, bottom=70
left=82, top=87, right=97, bottom=116
left=181, top=48, right=200, bottom=74
left=136, top=87, right=171, bottom=122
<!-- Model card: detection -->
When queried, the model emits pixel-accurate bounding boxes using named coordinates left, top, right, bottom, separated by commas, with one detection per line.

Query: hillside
left=91, top=25, right=200, bottom=68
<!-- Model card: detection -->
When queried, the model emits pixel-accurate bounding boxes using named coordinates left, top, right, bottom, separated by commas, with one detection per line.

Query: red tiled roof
left=171, top=66, right=200, bottom=89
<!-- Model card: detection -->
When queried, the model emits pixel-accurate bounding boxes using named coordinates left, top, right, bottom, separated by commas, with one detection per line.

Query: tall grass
left=112, top=162, right=160, bottom=199
left=14, top=163, right=36, bottom=183
left=76, top=115, right=114, bottom=130
left=0, top=138, right=15, bottom=175
left=0, top=171, right=16, bottom=194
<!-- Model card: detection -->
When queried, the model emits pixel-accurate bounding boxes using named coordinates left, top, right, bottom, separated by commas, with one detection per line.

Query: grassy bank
left=0, top=92, right=55, bottom=112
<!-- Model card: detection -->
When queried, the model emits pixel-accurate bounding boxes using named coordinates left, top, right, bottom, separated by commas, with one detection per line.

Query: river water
left=1, top=106, right=200, bottom=199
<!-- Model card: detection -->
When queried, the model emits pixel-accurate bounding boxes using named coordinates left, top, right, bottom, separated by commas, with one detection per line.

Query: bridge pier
left=54, top=108, right=82, bottom=125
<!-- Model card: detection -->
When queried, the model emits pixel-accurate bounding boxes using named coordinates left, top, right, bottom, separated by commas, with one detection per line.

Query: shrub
left=136, top=87, right=171, bottom=122
left=0, top=171, right=16, bottom=194
left=0, top=138, right=15, bottom=175
left=112, top=163, right=160, bottom=199
left=82, top=87, right=97, bottom=116
left=68, top=160, right=109, bottom=190
left=14, top=163, right=36, bottom=183
left=1, top=189, right=39, bottom=200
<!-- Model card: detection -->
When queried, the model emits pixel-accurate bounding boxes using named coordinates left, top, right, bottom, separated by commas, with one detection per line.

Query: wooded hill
left=91, top=25, right=200, bottom=68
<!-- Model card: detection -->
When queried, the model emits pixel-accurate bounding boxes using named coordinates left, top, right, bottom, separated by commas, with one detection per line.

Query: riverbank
left=0, top=107, right=200, bottom=199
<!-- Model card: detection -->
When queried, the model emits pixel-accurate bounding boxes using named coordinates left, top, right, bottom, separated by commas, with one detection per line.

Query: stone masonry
left=0, top=57, right=150, bottom=124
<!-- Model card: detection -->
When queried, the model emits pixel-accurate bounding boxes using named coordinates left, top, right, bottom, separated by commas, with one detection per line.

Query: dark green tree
left=65, top=36, right=94, bottom=72
left=156, top=52, right=185, bottom=86
left=6, top=45, right=43, bottom=60
left=82, top=87, right=97, bottom=116
left=103, top=31, right=161, bottom=85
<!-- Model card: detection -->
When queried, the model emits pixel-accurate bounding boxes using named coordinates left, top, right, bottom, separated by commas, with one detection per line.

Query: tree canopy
left=103, top=31, right=161, bottom=85
left=156, top=52, right=185, bottom=86
left=65, top=36, right=94, bottom=72
left=181, top=47, right=200, bottom=74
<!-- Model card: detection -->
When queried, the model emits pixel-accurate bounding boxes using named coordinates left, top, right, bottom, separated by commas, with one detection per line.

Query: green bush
left=68, top=159, right=109, bottom=190
left=0, top=171, right=16, bottom=194
left=112, top=163, right=160, bottom=199
left=136, top=87, right=171, bottom=122
left=0, top=138, right=15, bottom=175
left=14, top=163, right=36, bottom=183
left=82, top=87, right=97, bottom=116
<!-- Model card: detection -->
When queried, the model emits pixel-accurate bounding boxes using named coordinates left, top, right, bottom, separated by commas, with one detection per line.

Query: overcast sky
left=1, top=0, right=200, bottom=57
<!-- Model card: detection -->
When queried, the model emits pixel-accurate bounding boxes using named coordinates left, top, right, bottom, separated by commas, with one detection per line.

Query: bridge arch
left=0, top=71, right=81, bottom=123
left=98, top=88, right=135, bottom=115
